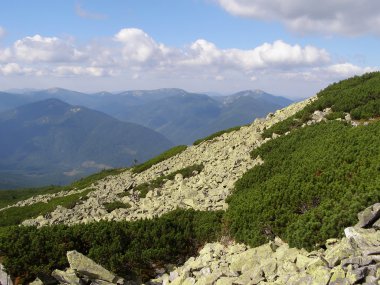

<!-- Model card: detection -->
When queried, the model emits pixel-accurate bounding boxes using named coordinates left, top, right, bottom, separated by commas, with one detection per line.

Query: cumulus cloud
left=319, top=63, right=376, bottom=78
left=14, top=35, right=85, bottom=62
left=216, top=0, right=380, bottom=36
left=0, top=48, right=11, bottom=62
left=114, top=28, right=173, bottom=66
left=53, top=66, right=107, bottom=77
left=0, top=28, right=377, bottom=97
left=179, top=39, right=329, bottom=72
left=0, top=63, right=34, bottom=76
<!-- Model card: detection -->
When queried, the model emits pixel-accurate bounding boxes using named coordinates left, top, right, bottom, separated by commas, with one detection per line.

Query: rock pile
left=150, top=203, right=380, bottom=285
left=19, top=97, right=315, bottom=227
left=31, top=250, right=132, bottom=285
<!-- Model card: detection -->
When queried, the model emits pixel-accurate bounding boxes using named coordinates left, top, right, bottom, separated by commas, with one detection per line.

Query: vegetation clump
left=132, top=145, right=187, bottom=174
left=263, top=72, right=380, bottom=138
left=136, top=164, right=204, bottom=198
left=193, top=126, right=242, bottom=145
left=227, top=120, right=380, bottom=250
left=0, top=209, right=222, bottom=283
left=104, top=201, right=131, bottom=213
left=0, top=188, right=94, bottom=227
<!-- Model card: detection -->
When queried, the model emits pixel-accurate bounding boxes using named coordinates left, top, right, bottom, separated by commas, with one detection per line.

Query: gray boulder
left=356, top=203, right=380, bottom=228
left=67, top=250, right=124, bottom=284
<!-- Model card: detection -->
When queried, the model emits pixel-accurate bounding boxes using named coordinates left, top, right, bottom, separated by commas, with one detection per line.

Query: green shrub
left=193, top=126, right=242, bottom=145
left=0, top=188, right=94, bottom=227
left=132, top=145, right=187, bottom=174
left=226, top=120, right=380, bottom=250
left=325, top=111, right=346, bottom=120
left=0, top=209, right=223, bottom=282
left=104, top=201, right=131, bottom=213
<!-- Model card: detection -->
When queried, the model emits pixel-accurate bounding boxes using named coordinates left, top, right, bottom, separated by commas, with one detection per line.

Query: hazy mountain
left=0, top=88, right=292, bottom=145
left=0, top=99, right=173, bottom=188
left=115, top=89, right=292, bottom=144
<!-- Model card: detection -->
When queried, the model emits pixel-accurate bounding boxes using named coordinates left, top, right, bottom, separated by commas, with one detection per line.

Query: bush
left=226, top=120, right=380, bottom=250
left=263, top=72, right=380, bottom=138
left=0, top=209, right=223, bottom=282
left=132, top=145, right=187, bottom=174
left=0, top=188, right=94, bottom=227
left=104, top=201, right=131, bottom=213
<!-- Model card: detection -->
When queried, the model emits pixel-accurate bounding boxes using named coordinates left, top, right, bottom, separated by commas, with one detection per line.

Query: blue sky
left=0, top=0, right=379, bottom=98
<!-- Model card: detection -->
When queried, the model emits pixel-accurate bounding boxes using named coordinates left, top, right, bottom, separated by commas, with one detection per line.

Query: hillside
left=0, top=73, right=379, bottom=284
left=0, top=99, right=173, bottom=188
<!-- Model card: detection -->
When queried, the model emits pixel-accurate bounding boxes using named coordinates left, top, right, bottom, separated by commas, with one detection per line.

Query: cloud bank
left=0, top=28, right=377, bottom=96
left=216, top=0, right=380, bottom=36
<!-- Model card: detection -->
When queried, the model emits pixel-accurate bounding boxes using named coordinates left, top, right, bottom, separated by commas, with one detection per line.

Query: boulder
left=344, top=227, right=380, bottom=256
left=52, top=268, right=83, bottom=284
left=356, top=203, right=380, bottom=228
left=67, top=251, right=123, bottom=284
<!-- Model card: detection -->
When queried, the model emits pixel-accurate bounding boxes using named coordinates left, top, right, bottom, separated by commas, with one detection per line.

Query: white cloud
left=0, top=63, right=34, bottom=75
left=14, top=35, right=85, bottom=62
left=0, top=28, right=377, bottom=99
left=180, top=39, right=329, bottom=71
left=114, top=28, right=172, bottom=65
left=216, top=0, right=380, bottom=36
left=54, top=66, right=107, bottom=77
left=320, top=63, right=376, bottom=78
left=0, top=48, right=11, bottom=62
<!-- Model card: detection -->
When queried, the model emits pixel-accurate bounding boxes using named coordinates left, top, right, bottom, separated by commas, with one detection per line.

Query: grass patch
left=104, top=201, right=131, bottom=213
left=0, top=188, right=94, bottom=227
left=193, top=126, right=242, bottom=145
left=0, top=168, right=125, bottom=209
left=262, top=72, right=380, bottom=138
left=136, top=164, right=204, bottom=198
left=132, top=145, right=187, bottom=174
left=227, top=120, right=380, bottom=250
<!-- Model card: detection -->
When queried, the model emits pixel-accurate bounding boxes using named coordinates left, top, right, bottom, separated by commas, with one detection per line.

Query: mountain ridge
left=0, top=88, right=293, bottom=144
left=0, top=98, right=174, bottom=188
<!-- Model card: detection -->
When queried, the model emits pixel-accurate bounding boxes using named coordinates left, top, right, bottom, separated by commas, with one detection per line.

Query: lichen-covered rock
left=150, top=203, right=380, bottom=285
left=67, top=251, right=124, bottom=284
left=356, top=203, right=380, bottom=228
left=52, top=268, right=83, bottom=284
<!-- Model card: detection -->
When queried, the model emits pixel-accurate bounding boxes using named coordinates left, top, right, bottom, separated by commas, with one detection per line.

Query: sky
left=0, top=0, right=379, bottom=99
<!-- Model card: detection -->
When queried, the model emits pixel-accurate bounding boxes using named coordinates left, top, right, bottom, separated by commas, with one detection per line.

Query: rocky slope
left=149, top=203, right=380, bottom=285
left=5, top=97, right=314, bottom=227
left=27, top=203, right=380, bottom=285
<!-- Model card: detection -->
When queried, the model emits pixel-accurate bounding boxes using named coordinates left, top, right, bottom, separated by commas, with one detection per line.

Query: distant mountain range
left=0, top=99, right=173, bottom=189
left=0, top=88, right=292, bottom=144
